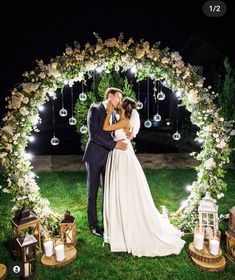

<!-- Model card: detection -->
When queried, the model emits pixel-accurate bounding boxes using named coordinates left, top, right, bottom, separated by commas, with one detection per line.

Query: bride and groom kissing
left=83, top=87, right=185, bottom=257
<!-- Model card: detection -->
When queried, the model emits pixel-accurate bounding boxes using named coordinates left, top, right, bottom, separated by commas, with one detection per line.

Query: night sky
left=0, top=1, right=233, bottom=154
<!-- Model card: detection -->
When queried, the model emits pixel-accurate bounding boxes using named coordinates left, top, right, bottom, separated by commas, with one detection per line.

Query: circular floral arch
left=0, top=33, right=232, bottom=231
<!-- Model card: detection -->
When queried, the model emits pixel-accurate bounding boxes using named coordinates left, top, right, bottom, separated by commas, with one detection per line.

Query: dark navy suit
left=83, top=102, right=116, bottom=227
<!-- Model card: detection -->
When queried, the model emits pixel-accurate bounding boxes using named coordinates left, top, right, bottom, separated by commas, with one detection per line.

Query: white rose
left=23, top=97, right=29, bottom=104
left=188, top=89, right=199, bottom=104
left=204, top=158, right=216, bottom=170
left=216, top=140, right=226, bottom=149
left=19, top=107, right=29, bottom=116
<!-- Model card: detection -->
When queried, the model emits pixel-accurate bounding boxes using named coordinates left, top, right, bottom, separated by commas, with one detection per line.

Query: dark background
left=0, top=1, right=234, bottom=155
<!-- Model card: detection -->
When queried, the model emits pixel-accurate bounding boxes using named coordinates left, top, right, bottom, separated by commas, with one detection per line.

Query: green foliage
left=218, top=58, right=235, bottom=121
left=218, top=58, right=235, bottom=164
left=74, top=71, right=137, bottom=151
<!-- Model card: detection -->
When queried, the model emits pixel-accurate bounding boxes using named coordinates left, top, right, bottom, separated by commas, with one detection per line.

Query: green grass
left=0, top=169, right=235, bottom=280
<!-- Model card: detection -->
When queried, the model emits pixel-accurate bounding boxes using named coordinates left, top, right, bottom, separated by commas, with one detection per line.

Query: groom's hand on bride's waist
left=115, top=139, right=127, bottom=150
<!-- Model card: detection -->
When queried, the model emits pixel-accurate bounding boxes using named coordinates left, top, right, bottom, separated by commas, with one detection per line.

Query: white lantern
left=198, top=193, right=218, bottom=239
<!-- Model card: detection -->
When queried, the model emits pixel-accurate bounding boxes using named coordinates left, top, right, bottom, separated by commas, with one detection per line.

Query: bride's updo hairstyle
left=122, top=97, right=137, bottom=119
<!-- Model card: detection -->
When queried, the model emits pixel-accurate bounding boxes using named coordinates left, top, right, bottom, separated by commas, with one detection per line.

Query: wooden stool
left=0, top=264, right=7, bottom=280
left=41, top=245, right=77, bottom=268
left=189, top=242, right=226, bottom=272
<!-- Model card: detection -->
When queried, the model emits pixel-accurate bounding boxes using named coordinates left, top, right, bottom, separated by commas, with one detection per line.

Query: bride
left=102, top=97, right=185, bottom=257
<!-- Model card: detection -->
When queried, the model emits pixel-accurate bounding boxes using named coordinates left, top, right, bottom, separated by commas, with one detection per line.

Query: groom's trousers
left=85, top=162, right=106, bottom=227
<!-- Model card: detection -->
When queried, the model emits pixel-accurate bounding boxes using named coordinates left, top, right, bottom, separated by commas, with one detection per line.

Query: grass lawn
left=0, top=169, right=235, bottom=280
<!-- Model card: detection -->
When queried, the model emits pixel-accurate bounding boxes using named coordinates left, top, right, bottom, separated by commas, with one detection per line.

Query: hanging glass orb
left=80, top=125, right=88, bottom=134
left=79, top=92, right=87, bottom=101
left=51, top=136, right=59, bottom=146
left=136, top=101, right=143, bottom=110
left=69, top=117, right=77, bottom=125
left=144, top=119, right=152, bottom=128
left=157, top=91, right=165, bottom=100
left=173, top=131, right=181, bottom=141
left=59, top=108, right=68, bottom=117
left=153, top=114, right=161, bottom=122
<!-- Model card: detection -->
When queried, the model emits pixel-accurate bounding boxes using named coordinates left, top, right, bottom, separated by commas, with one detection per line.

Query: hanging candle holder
left=69, top=87, right=77, bottom=125
left=136, top=81, right=143, bottom=110
left=153, top=114, right=161, bottom=122
left=173, top=131, right=181, bottom=141
left=157, top=81, right=165, bottom=100
left=153, top=80, right=162, bottom=122
left=80, top=125, right=88, bottom=134
left=50, top=98, right=60, bottom=146
left=59, top=87, right=68, bottom=117
left=144, top=119, right=152, bottom=128
left=172, top=98, right=181, bottom=140
left=79, top=81, right=87, bottom=101
left=144, top=77, right=152, bottom=128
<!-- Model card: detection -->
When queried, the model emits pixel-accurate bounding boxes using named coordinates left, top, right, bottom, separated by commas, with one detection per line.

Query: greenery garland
left=0, top=33, right=233, bottom=232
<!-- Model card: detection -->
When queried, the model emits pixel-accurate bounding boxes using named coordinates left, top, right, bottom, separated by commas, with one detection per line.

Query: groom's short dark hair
left=104, top=87, right=123, bottom=99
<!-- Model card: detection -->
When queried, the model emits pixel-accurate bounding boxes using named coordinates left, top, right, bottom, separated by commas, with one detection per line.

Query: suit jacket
left=83, top=103, right=116, bottom=165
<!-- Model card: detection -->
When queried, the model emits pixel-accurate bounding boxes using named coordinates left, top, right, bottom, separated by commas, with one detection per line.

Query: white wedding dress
left=103, top=124, right=186, bottom=257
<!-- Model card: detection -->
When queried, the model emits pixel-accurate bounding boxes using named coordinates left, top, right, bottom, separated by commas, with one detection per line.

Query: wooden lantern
left=60, top=211, right=77, bottom=246
left=225, top=206, right=235, bottom=263
left=229, top=206, right=235, bottom=232
left=198, top=193, right=218, bottom=239
left=16, top=234, right=37, bottom=279
left=11, top=207, right=41, bottom=254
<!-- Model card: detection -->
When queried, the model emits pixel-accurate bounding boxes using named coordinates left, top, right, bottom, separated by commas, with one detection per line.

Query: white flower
left=23, top=97, right=29, bottom=104
left=48, top=63, right=61, bottom=78
left=188, top=89, right=199, bottom=104
left=216, top=140, right=226, bottom=149
left=204, top=125, right=213, bottom=132
left=204, top=158, right=216, bottom=170
left=2, top=188, right=11, bottom=193
left=22, top=83, right=39, bottom=93
left=171, top=51, right=182, bottom=61
left=2, top=125, right=14, bottom=136
left=65, top=47, right=73, bottom=55
left=85, top=61, right=96, bottom=71
left=161, top=57, right=170, bottom=64
left=19, top=107, right=29, bottom=116
left=217, top=193, right=224, bottom=199
left=39, top=72, right=46, bottom=79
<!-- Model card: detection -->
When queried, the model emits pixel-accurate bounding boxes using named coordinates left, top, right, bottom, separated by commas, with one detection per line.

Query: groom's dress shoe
left=90, top=226, right=103, bottom=237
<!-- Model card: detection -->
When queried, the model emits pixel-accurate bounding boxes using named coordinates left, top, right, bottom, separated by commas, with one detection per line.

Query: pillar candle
left=44, top=240, right=53, bottom=257
left=209, top=239, right=220, bottom=256
left=55, top=244, right=65, bottom=261
left=193, top=233, right=204, bottom=250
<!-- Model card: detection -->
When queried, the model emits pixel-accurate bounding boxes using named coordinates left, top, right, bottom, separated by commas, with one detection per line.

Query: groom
left=83, top=87, right=127, bottom=237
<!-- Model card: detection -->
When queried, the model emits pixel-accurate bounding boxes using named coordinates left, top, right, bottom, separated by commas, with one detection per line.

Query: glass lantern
left=60, top=211, right=77, bottom=246
left=198, top=193, right=218, bottom=239
left=229, top=206, right=235, bottom=233
left=16, top=233, right=37, bottom=279
left=11, top=207, right=41, bottom=254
